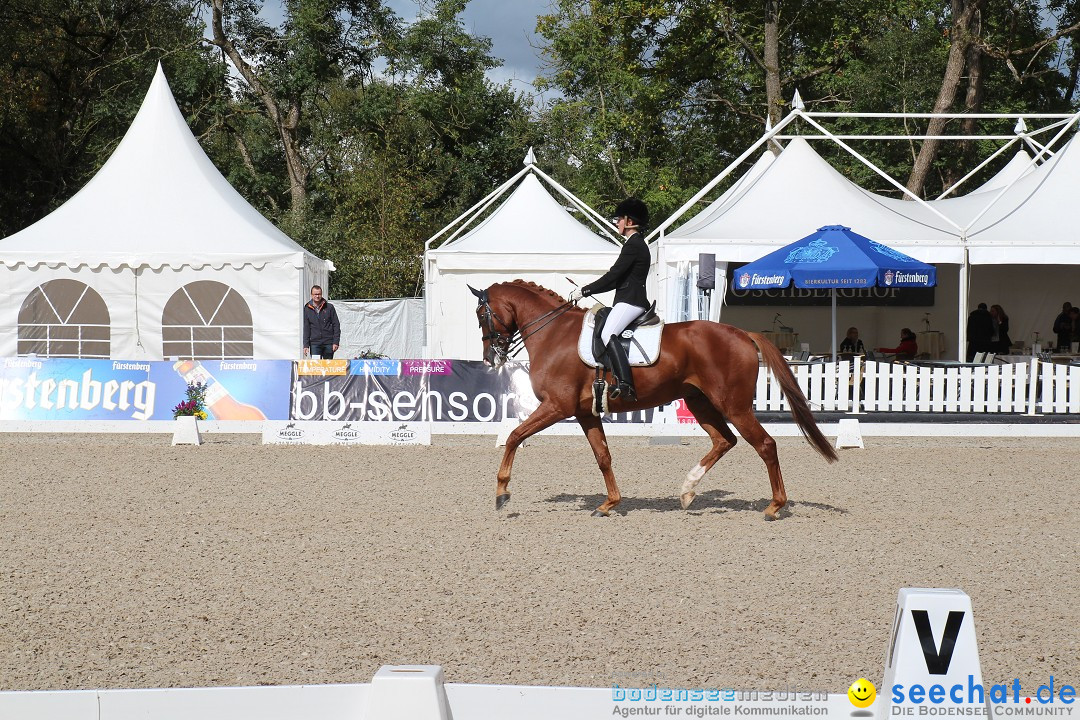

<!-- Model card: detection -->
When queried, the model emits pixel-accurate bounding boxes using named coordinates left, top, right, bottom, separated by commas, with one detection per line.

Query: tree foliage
left=0, top=0, right=219, bottom=237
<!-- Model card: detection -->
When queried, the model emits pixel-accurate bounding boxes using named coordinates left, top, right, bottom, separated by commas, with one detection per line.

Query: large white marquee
left=0, top=65, right=334, bottom=360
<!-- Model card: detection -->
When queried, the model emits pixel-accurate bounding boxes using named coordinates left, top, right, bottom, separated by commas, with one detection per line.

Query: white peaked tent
left=0, top=64, right=334, bottom=360
left=424, top=154, right=622, bottom=360
left=656, top=107, right=1080, bottom=355
left=662, top=138, right=964, bottom=265
left=966, top=149, right=1035, bottom=194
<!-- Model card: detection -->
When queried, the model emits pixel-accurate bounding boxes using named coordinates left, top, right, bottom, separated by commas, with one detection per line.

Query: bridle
left=470, top=286, right=576, bottom=366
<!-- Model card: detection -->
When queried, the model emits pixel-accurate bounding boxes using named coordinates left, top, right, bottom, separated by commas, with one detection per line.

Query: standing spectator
left=990, top=304, right=1011, bottom=354
left=303, top=285, right=340, bottom=359
left=1053, top=302, right=1073, bottom=351
left=966, top=302, right=994, bottom=362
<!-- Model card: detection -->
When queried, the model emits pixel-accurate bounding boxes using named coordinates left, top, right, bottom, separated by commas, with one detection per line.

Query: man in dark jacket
left=1053, top=301, right=1073, bottom=351
left=569, top=198, right=651, bottom=400
left=966, top=302, right=994, bottom=362
left=303, top=285, right=341, bottom=359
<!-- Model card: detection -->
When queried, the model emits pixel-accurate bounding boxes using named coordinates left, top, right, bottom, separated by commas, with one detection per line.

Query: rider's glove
left=568, top=288, right=583, bottom=303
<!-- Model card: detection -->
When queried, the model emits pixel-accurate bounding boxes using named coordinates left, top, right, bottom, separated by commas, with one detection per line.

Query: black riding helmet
left=613, top=197, right=649, bottom=229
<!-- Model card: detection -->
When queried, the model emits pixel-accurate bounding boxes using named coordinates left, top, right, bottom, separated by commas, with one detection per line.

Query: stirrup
left=609, top=380, right=635, bottom=401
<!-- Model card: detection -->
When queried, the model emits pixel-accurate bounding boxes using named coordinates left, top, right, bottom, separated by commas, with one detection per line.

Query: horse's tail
left=747, top=332, right=839, bottom=463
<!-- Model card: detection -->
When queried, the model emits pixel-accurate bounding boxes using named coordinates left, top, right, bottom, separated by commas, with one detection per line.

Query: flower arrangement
left=173, top=382, right=208, bottom=420
left=357, top=349, right=388, bottom=359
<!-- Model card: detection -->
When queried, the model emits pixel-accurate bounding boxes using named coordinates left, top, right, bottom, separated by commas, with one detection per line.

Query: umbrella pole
left=831, top=289, right=837, bottom=360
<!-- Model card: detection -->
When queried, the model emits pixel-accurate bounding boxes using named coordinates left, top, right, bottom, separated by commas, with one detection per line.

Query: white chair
left=972, top=351, right=987, bottom=363
left=984, top=352, right=996, bottom=364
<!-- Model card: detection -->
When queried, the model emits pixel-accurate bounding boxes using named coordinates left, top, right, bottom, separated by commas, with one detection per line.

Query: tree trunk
left=905, top=0, right=986, bottom=198
left=763, top=0, right=782, bottom=130
left=948, top=40, right=985, bottom=189
left=209, top=0, right=308, bottom=219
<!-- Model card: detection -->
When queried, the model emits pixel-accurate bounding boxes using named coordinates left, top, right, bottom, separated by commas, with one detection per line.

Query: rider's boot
left=605, top=337, right=636, bottom=401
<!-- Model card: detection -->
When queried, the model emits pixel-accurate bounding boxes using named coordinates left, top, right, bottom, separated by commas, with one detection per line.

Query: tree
left=312, top=0, right=538, bottom=298
left=0, top=0, right=219, bottom=237
left=206, top=0, right=400, bottom=221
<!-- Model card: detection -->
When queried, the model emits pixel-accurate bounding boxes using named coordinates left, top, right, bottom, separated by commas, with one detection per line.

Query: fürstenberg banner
left=290, top=359, right=674, bottom=425
left=0, top=357, right=693, bottom=426
left=0, top=357, right=292, bottom=421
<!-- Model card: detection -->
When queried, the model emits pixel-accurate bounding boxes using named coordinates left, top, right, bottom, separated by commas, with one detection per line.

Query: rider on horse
left=569, top=198, right=651, bottom=401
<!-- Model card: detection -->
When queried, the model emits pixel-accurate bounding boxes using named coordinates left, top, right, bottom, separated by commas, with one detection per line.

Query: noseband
left=475, top=288, right=515, bottom=365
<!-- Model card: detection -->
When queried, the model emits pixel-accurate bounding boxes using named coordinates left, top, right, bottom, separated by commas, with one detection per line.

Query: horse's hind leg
left=576, top=414, right=621, bottom=517
left=496, top=402, right=566, bottom=510
left=723, top=410, right=788, bottom=520
left=680, top=394, right=739, bottom=510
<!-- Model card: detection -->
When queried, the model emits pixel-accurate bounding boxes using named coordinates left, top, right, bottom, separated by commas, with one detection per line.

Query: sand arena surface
left=0, top=433, right=1077, bottom=693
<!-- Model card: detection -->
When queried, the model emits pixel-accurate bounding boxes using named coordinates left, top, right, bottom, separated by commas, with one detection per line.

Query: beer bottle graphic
left=172, top=360, right=267, bottom=421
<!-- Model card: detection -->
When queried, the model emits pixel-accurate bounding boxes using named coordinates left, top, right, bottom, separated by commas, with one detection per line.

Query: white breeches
left=600, top=303, right=646, bottom=344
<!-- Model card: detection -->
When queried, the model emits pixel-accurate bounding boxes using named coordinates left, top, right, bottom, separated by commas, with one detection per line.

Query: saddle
left=577, top=302, right=664, bottom=368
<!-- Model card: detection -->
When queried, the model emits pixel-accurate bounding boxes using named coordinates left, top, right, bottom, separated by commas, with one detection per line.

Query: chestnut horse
left=472, top=280, right=838, bottom=518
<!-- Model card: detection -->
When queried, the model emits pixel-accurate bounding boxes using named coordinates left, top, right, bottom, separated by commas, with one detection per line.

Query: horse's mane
left=506, top=279, right=566, bottom=303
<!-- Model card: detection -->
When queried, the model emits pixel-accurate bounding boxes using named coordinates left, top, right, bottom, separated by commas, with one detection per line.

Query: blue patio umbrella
left=734, top=225, right=937, bottom=358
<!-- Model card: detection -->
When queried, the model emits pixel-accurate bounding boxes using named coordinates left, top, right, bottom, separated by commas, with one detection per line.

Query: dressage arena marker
left=0, top=587, right=1006, bottom=720
left=835, top=418, right=864, bottom=449
left=880, top=589, right=987, bottom=719
left=170, top=415, right=201, bottom=446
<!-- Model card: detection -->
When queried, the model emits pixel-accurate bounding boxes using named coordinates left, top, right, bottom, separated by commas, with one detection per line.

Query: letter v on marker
left=911, top=609, right=965, bottom=674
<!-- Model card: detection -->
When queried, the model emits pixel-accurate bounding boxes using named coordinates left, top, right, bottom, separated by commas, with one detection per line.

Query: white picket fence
left=755, top=359, right=1080, bottom=414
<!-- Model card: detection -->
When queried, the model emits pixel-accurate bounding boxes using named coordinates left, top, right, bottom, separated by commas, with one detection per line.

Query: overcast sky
left=389, top=0, right=552, bottom=92
left=250, top=1, right=553, bottom=95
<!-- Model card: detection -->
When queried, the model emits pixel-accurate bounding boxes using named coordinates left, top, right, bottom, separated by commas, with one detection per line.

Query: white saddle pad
left=577, top=304, right=664, bottom=367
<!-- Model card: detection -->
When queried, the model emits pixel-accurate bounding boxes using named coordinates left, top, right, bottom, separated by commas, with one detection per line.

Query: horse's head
left=469, top=284, right=517, bottom=368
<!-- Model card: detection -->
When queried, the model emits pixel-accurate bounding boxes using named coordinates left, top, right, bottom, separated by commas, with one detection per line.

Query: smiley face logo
left=848, top=678, right=876, bottom=708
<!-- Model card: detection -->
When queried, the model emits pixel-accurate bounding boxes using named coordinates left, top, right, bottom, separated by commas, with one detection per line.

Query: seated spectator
left=878, top=328, right=918, bottom=360
left=839, top=326, right=866, bottom=354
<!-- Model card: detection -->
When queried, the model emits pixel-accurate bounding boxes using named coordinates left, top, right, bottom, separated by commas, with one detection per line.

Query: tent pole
left=831, top=289, right=837, bottom=360
left=959, top=249, right=969, bottom=361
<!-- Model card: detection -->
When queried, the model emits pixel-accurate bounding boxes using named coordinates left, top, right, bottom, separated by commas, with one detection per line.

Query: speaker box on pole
left=697, top=253, right=716, bottom=290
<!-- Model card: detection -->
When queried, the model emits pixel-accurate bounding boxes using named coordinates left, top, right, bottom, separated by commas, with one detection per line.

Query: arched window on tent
left=18, top=280, right=111, bottom=358
left=162, top=281, right=253, bottom=359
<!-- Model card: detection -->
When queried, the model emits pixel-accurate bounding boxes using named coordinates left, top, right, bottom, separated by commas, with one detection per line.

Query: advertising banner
left=0, top=357, right=292, bottom=421
left=725, top=264, right=934, bottom=306
left=0, top=357, right=157, bottom=421
left=290, top=359, right=669, bottom=425
left=291, top=358, right=527, bottom=422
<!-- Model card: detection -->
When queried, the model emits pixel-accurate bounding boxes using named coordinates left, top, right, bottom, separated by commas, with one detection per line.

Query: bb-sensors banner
left=0, top=358, right=291, bottom=421
left=290, top=359, right=665, bottom=424
left=291, top=359, right=534, bottom=422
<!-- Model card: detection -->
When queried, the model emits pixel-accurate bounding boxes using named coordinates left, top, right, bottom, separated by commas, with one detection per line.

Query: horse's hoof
left=680, top=491, right=696, bottom=510
left=496, top=493, right=510, bottom=510
left=764, top=506, right=782, bottom=520
left=591, top=509, right=609, bottom=518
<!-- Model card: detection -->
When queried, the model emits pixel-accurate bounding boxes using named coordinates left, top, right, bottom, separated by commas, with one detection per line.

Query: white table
left=917, top=330, right=946, bottom=359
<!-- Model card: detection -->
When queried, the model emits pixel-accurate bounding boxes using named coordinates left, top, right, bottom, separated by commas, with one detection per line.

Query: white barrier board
left=262, top=420, right=431, bottom=445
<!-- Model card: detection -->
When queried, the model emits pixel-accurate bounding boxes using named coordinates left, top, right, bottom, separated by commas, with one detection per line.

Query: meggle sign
left=0, top=359, right=156, bottom=421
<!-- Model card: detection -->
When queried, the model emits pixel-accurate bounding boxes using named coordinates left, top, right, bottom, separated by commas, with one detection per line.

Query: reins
left=505, top=301, right=576, bottom=358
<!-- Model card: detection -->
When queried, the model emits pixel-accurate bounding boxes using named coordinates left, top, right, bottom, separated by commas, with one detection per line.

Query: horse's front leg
left=496, top=401, right=567, bottom=510
left=576, top=414, right=621, bottom=517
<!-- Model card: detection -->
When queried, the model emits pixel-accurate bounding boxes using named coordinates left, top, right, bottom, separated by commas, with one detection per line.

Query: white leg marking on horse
left=681, top=463, right=708, bottom=495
